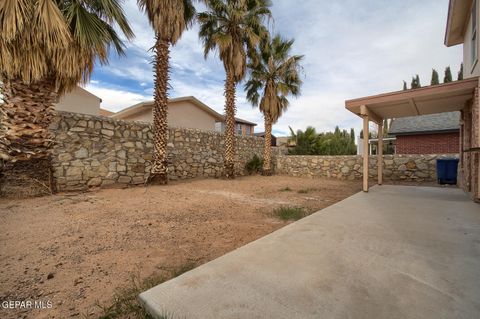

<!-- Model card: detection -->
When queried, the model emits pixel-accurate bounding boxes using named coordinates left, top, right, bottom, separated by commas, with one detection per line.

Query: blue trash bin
left=436, top=158, right=459, bottom=185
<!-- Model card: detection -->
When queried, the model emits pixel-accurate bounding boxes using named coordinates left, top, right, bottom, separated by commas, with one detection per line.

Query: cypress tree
left=350, top=128, right=355, bottom=143
left=415, top=74, right=421, bottom=88
left=431, top=69, right=439, bottom=85
left=403, top=81, right=407, bottom=90
left=411, top=75, right=421, bottom=89
left=410, top=77, right=416, bottom=89
left=444, top=66, right=453, bottom=83
left=458, top=63, right=464, bottom=80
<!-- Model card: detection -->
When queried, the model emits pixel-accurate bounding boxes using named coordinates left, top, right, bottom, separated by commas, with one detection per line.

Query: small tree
left=288, top=127, right=318, bottom=155
left=244, top=35, right=303, bottom=175
left=403, top=81, right=407, bottom=90
left=359, top=129, right=372, bottom=139
left=411, top=75, right=421, bottom=89
left=431, top=69, right=439, bottom=85
left=458, top=63, right=464, bottom=80
left=444, top=66, right=453, bottom=83
left=415, top=74, right=421, bottom=87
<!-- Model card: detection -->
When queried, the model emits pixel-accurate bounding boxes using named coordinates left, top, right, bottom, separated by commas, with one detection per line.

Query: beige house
left=55, top=86, right=101, bottom=116
left=345, top=0, right=480, bottom=202
left=445, top=0, right=480, bottom=78
left=112, top=96, right=256, bottom=136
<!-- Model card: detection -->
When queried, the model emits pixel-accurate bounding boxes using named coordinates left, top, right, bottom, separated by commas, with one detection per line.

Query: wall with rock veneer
left=43, top=112, right=458, bottom=192
left=51, top=112, right=264, bottom=191
left=275, top=154, right=459, bottom=182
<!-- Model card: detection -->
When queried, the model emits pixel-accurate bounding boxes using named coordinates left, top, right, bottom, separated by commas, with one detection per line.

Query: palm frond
left=198, top=0, right=272, bottom=82
left=243, top=34, right=303, bottom=124
left=0, top=0, right=133, bottom=92
left=138, top=0, right=195, bottom=44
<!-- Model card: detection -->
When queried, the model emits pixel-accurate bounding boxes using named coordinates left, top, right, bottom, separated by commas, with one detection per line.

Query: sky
left=86, top=0, right=463, bottom=136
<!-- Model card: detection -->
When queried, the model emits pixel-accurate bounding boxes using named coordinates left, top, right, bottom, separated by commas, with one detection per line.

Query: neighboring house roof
left=234, top=117, right=257, bottom=126
left=389, top=112, right=460, bottom=135
left=99, top=108, right=114, bottom=116
left=75, top=86, right=102, bottom=102
left=445, top=0, right=472, bottom=46
left=112, top=96, right=223, bottom=121
left=112, top=96, right=256, bottom=126
left=55, top=85, right=102, bottom=104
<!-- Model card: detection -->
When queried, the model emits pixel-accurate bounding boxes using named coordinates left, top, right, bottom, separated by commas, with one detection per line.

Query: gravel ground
left=0, top=175, right=361, bottom=319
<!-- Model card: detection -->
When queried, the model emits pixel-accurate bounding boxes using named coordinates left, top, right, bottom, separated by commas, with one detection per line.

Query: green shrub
left=245, top=154, right=263, bottom=174
left=279, top=186, right=292, bottom=192
left=273, top=206, right=307, bottom=221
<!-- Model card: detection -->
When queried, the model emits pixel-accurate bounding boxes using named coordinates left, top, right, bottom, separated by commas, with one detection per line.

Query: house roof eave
left=444, top=0, right=472, bottom=47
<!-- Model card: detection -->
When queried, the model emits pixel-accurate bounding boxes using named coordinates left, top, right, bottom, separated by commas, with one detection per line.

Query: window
left=236, top=123, right=242, bottom=135
left=472, top=0, right=477, bottom=66
left=214, top=122, right=224, bottom=133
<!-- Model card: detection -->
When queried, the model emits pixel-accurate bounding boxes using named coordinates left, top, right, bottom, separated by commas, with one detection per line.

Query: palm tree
left=198, top=0, right=271, bottom=179
left=288, top=126, right=318, bottom=155
left=0, top=0, right=133, bottom=163
left=245, top=35, right=303, bottom=175
left=137, top=0, right=195, bottom=185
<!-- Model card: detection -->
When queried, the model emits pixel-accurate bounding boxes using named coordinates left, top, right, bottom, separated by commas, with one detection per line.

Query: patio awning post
left=362, top=111, right=369, bottom=192
left=377, top=122, right=383, bottom=185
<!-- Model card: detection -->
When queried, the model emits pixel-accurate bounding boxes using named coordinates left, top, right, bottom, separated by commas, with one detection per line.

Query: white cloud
left=85, top=84, right=151, bottom=112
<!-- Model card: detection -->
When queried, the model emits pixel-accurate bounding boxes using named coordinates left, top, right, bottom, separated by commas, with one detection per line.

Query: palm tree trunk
left=224, top=70, right=236, bottom=179
left=262, top=113, right=273, bottom=176
left=0, top=78, right=57, bottom=162
left=150, top=37, right=170, bottom=185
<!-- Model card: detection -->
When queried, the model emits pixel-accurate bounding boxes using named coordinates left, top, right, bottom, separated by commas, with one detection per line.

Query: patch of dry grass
left=95, top=263, right=196, bottom=319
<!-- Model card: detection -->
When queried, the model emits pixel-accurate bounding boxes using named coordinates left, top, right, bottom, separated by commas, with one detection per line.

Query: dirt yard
left=0, top=176, right=361, bottom=319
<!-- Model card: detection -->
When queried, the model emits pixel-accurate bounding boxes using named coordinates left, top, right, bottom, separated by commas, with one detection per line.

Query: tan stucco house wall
left=120, top=99, right=217, bottom=132
left=446, top=0, right=480, bottom=78
left=113, top=96, right=256, bottom=135
left=55, top=86, right=101, bottom=116
left=462, top=0, right=480, bottom=78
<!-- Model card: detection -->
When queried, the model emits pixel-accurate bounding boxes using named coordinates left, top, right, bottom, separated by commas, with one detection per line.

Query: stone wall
left=51, top=112, right=264, bottom=191
left=275, top=154, right=460, bottom=182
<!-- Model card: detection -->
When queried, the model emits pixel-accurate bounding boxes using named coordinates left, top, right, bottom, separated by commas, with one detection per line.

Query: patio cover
left=344, top=77, right=478, bottom=192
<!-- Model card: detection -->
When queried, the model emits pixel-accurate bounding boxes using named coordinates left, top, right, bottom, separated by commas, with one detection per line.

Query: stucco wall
left=275, top=154, right=459, bottom=182
left=120, top=107, right=152, bottom=122
left=169, top=100, right=218, bottom=131
left=118, top=100, right=218, bottom=131
left=51, top=112, right=264, bottom=191
left=55, top=87, right=100, bottom=116
left=463, top=0, right=480, bottom=79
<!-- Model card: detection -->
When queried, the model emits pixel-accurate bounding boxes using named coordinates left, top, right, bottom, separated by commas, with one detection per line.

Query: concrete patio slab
left=139, top=185, right=480, bottom=319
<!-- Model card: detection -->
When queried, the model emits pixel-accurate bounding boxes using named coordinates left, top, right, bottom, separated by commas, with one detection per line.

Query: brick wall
left=395, top=132, right=459, bottom=154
